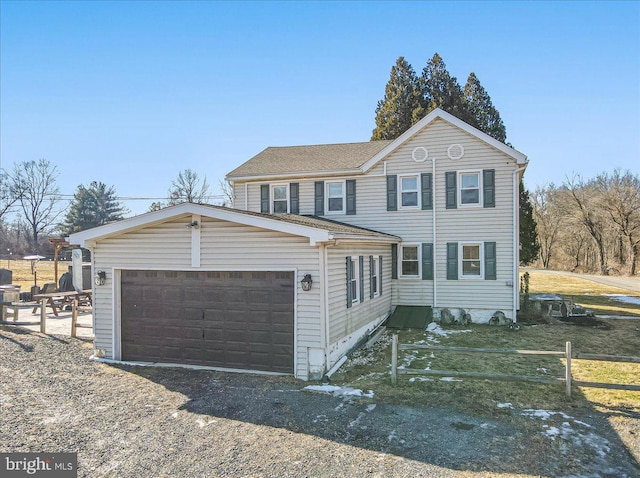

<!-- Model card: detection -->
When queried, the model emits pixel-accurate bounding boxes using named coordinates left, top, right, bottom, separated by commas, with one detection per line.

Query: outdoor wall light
left=186, top=221, right=200, bottom=229
left=95, top=270, right=106, bottom=286
left=301, top=274, right=313, bottom=291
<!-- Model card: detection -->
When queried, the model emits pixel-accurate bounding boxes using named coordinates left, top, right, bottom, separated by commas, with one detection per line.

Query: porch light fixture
left=301, top=274, right=313, bottom=291
left=186, top=221, right=200, bottom=229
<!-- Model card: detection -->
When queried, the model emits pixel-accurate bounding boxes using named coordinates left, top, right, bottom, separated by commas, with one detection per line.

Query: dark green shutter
left=379, top=255, right=383, bottom=295
left=485, top=242, right=497, bottom=280
left=445, top=172, right=457, bottom=209
left=359, top=256, right=364, bottom=302
left=386, top=175, right=397, bottom=211
left=346, top=256, right=352, bottom=308
left=446, top=242, right=458, bottom=280
left=314, top=181, right=324, bottom=215
left=346, top=179, right=356, bottom=215
left=422, top=243, right=434, bottom=280
left=260, top=185, right=270, bottom=213
left=369, top=255, right=374, bottom=299
left=483, top=169, right=495, bottom=208
left=421, top=173, right=433, bottom=210
left=391, top=244, right=398, bottom=279
left=290, top=183, right=299, bottom=214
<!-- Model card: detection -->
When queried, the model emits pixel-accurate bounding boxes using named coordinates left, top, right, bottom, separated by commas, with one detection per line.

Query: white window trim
left=372, top=256, right=380, bottom=297
left=271, top=183, right=290, bottom=214
left=350, top=255, right=360, bottom=304
left=399, top=243, right=421, bottom=278
left=458, top=170, right=482, bottom=208
left=459, top=241, right=484, bottom=280
left=398, top=174, right=420, bottom=210
left=325, top=180, right=346, bottom=215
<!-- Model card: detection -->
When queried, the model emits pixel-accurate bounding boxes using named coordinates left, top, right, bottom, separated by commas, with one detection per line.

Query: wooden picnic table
left=32, top=290, right=92, bottom=317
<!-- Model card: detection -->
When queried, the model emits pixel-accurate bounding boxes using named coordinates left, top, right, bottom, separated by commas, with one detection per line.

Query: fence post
left=565, top=341, right=572, bottom=397
left=391, top=334, right=398, bottom=385
left=71, top=298, right=78, bottom=338
left=40, top=299, right=47, bottom=334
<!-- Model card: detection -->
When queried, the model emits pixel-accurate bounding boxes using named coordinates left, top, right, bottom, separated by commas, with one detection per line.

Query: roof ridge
left=265, top=140, right=392, bottom=149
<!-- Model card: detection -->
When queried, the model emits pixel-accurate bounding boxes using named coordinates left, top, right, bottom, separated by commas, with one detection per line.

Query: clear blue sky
left=1, top=1, right=638, bottom=216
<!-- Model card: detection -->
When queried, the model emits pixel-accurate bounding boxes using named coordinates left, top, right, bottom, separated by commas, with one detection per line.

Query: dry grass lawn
left=4, top=259, right=58, bottom=290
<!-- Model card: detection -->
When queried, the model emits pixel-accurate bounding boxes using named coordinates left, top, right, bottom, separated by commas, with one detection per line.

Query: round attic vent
left=412, top=146, right=429, bottom=162
left=447, top=144, right=464, bottom=160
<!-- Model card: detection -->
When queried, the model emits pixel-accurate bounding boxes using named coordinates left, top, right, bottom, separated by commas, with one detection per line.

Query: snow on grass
left=408, top=376, right=432, bottom=383
left=602, top=294, right=640, bottom=305
left=426, top=322, right=473, bottom=338
left=440, top=377, right=463, bottom=382
left=496, top=402, right=513, bottom=409
left=304, top=385, right=374, bottom=398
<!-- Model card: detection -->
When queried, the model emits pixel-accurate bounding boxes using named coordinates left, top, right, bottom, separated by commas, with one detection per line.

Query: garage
left=120, top=269, right=294, bottom=373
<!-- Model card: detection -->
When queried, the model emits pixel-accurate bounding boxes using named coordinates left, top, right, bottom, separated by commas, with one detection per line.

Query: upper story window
left=459, top=171, right=481, bottom=206
left=461, top=243, right=482, bottom=278
left=271, top=185, right=289, bottom=213
left=399, top=175, right=419, bottom=209
left=401, top=244, right=420, bottom=277
left=371, top=256, right=380, bottom=297
left=326, top=181, right=345, bottom=214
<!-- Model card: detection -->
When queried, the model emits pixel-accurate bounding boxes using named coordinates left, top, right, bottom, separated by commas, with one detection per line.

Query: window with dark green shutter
left=421, top=173, right=433, bottom=210
left=260, top=185, right=270, bottom=213
left=346, top=180, right=356, bottom=215
left=346, top=257, right=352, bottom=308
left=386, top=175, right=397, bottom=211
left=485, top=242, right=497, bottom=280
left=421, top=243, right=433, bottom=280
left=369, top=256, right=375, bottom=299
left=391, top=244, right=398, bottom=279
left=378, top=255, right=383, bottom=295
left=359, top=256, right=364, bottom=303
left=446, top=242, right=458, bottom=280
left=290, top=183, right=299, bottom=214
left=314, top=181, right=324, bottom=215
left=483, top=169, right=495, bottom=208
left=445, top=172, right=457, bottom=209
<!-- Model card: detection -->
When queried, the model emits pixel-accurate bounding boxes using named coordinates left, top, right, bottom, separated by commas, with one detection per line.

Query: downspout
left=513, top=166, right=527, bottom=322
left=432, top=157, right=437, bottom=309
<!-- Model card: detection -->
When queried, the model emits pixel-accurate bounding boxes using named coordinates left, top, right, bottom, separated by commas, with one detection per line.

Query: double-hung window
left=326, top=181, right=345, bottom=214
left=350, top=256, right=360, bottom=304
left=399, top=175, right=419, bottom=208
left=459, top=172, right=481, bottom=206
left=400, top=244, right=420, bottom=277
left=372, top=256, right=380, bottom=297
left=461, top=243, right=483, bottom=278
left=271, top=185, right=289, bottom=213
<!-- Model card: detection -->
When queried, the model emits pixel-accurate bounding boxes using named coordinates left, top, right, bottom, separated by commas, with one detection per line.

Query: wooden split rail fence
left=391, top=334, right=640, bottom=397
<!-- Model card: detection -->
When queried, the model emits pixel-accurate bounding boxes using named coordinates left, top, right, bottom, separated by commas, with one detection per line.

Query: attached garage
left=69, top=203, right=397, bottom=380
left=120, top=270, right=294, bottom=373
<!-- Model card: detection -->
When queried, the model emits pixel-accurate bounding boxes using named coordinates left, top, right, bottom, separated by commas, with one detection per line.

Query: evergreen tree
left=463, top=72, right=507, bottom=143
left=62, top=181, right=127, bottom=234
left=519, top=179, right=540, bottom=265
left=371, top=57, right=420, bottom=140
left=412, top=53, right=470, bottom=125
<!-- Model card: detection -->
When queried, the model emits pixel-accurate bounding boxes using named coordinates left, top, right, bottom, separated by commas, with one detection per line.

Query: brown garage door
left=120, top=270, right=294, bottom=373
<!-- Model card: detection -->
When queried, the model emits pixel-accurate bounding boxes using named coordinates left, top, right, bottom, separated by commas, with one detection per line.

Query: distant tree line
left=532, top=169, right=640, bottom=276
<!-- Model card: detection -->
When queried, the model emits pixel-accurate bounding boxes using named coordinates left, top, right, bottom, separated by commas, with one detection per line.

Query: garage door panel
left=121, top=270, right=294, bottom=373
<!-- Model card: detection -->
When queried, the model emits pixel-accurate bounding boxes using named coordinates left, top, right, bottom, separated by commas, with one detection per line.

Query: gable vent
left=447, top=144, right=464, bottom=160
left=412, top=146, right=429, bottom=162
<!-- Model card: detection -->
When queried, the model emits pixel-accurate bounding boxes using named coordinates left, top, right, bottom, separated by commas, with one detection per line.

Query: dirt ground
left=1, top=326, right=638, bottom=478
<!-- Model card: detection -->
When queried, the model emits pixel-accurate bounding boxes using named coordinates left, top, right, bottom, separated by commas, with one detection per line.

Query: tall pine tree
left=463, top=72, right=507, bottom=143
left=62, top=181, right=127, bottom=234
left=371, top=57, right=420, bottom=140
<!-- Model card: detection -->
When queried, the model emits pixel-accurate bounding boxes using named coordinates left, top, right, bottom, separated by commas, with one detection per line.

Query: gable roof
left=226, top=108, right=527, bottom=181
left=68, top=203, right=399, bottom=247
left=226, top=141, right=393, bottom=180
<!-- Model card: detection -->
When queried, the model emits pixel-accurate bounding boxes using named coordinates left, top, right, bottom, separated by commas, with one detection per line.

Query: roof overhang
left=226, top=168, right=363, bottom=183
left=360, top=108, right=528, bottom=172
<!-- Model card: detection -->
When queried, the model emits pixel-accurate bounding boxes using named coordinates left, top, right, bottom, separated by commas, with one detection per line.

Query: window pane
left=401, top=177, right=417, bottom=191
left=462, top=260, right=481, bottom=275
left=273, top=200, right=287, bottom=213
left=351, top=280, right=357, bottom=300
left=461, top=174, right=479, bottom=189
left=328, top=197, right=343, bottom=211
left=328, top=183, right=343, bottom=197
left=402, top=246, right=418, bottom=261
left=461, top=189, right=479, bottom=204
left=401, top=192, right=418, bottom=207
left=273, top=187, right=287, bottom=200
left=373, top=276, right=378, bottom=293
left=462, top=245, right=480, bottom=259
left=402, top=261, right=419, bottom=276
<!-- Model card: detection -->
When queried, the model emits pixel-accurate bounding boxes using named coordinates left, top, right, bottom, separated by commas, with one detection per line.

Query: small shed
left=69, top=203, right=398, bottom=380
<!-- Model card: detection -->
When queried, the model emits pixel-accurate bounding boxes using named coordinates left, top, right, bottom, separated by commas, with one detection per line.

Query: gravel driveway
left=1, top=326, right=638, bottom=477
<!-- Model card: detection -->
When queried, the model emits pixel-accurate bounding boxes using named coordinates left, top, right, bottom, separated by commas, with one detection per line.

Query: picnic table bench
left=32, top=290, right=92, bottom=317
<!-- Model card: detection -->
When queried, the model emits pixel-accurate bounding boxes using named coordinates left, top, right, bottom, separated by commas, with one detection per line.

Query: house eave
left=226, top=168, right=363, bottom=183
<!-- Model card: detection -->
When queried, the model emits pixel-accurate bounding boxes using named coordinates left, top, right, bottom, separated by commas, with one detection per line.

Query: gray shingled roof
left=226, top=141, right=393, bottom=179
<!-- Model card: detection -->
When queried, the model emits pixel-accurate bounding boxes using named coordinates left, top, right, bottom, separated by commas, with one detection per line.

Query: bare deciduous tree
left=532, top=185, right=563, bottom=269
left=218, top=179, right=235, bottom=207
left=167, top=169, right=211, bottom=205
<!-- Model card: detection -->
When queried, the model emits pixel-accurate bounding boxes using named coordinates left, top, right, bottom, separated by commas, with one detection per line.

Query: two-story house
left=70, top=108, right=527, bottom=380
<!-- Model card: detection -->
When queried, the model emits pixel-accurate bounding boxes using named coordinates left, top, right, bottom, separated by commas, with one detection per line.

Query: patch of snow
left=603, top=294, right=640, bottom=305
left=426, top=323, right=473, bottom=337
left=408, top=377, right=432, bottom=382
left=536, top=367, right=549, bottom=374
left=430, top=352, right=435, bottom=359
left=366, top=404, right=376, bottom=413
left=349, top=412, right=366, bottom=428
left=171, top=412, right=178, bottom=418
left=440, top=377, right=463, bottom=382
left=497, top=402, right=513, bottom=409
left=304, top=385, right=374, bottom=399
left=195, top=418, right=216, bottom=428
left=544, top=426, right=560, bottom=439
left=521, top=409, right=571, bottom=421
